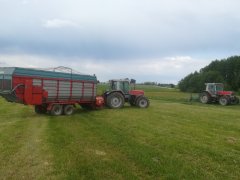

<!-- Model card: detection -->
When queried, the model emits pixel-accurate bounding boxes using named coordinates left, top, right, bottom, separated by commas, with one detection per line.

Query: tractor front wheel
left=107, top=92, right=124, bottom=109
left=136, top=96, right=149, bottom=108
left=200, top=92, right=211, bottom=104
left=219, top=96, right=229, bottom=106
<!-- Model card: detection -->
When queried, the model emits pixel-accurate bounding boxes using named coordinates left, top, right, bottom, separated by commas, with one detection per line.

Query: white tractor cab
left=200, top=83, right=239, bottom=105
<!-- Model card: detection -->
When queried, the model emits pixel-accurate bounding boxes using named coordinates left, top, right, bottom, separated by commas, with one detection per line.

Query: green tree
left=178, top=56, right=240, bottom=92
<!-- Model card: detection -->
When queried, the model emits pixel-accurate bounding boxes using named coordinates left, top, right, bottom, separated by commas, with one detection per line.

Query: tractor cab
left=109, top=79, right=130, bottom=94
left=205, top=83, right=232, bottom=96
left=108, top=79, right=143, bottom=95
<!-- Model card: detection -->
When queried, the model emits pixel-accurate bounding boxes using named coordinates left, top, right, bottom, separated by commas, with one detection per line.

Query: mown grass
left=0, top=86, right=240, bottom=179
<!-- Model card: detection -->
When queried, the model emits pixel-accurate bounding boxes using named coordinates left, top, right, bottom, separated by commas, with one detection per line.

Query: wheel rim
left=54, top=107, right=61, bottom=114
left=111, top=97, right=122, bottom=108
left=65, top=106, right=73, bottom=115
left=139, top=99, right=148, bottom=108
left=220, top=98, right=227, bottom=105
left=201, top=95, right=208, bottom=103
left=52, top=105, right=62, bottom=115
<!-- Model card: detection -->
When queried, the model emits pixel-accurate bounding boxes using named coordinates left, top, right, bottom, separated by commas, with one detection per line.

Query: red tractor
left=200, top=83, right=239, bottom=105
left=104, top=79, right=149, bottom=109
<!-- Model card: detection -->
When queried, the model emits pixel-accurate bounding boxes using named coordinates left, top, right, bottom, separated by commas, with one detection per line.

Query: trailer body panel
left=0, top=67, right=97, bottom=105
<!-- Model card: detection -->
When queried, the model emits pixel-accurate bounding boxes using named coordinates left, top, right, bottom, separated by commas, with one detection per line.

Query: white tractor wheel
left=219, top=96, right=229, bottom=106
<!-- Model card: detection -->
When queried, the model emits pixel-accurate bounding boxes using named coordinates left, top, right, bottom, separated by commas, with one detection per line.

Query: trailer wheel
left=51, top=104, right=63, bottom=116
left=63, top=105, right=74, bottom=115
left=107, top=92, right=124, bottom=109
left=219, top=96, right=229, bottom=106
left=136, top=96, right=149, bottom=108
left=35, top=105, right=47, bottom=114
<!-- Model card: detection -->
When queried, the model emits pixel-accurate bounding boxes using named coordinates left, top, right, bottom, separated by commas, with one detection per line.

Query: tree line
left=178, top=56, right=240, bottom=92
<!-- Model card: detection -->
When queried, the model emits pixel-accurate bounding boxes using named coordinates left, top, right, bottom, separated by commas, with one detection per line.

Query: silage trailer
left=0, top=67, right=104, bottom=115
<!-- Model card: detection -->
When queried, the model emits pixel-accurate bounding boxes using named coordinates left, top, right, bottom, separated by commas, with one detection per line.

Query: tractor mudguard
left=104, top=90, right=124, bottom=97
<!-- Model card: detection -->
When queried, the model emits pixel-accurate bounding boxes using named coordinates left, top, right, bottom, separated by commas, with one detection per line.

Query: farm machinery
left=0, top=67, right=149, bottom=116
left=199, top=83, right=239, bottom=105
left=104, top=79, right=149, bottom=108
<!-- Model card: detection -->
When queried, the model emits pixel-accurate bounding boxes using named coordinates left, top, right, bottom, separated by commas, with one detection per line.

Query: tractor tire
left=63, top=105, right=74, bottom=115
left=51, top=104, right=63, bottom=116
left=106, top=92, right=124, bottom=109
left=219, top=96, right=230, bottom=106
left=35, top=105, right=47, bottom=114
left=200, top=92, right=211, bottom=104
left=231, top=96, right=239, bottom=105
left=136, top=96, right=149, bottom=108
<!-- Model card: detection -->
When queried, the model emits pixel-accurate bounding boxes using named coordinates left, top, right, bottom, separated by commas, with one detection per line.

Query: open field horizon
left=0, top=86, right=239, bottom=179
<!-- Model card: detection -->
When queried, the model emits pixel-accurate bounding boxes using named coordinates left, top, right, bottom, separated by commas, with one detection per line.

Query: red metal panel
left=11, top=75, right=97, bottom=106
left=129, top=90, right=144, bottom=96
left=24, top=79, right=33, bottom=104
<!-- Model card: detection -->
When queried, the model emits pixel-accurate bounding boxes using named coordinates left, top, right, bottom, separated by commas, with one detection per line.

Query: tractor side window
left=216, top=85, right=223, bottom=91
left=111, top=82, right=116, bottom=90
left=123, top=82, right=129, bottom=93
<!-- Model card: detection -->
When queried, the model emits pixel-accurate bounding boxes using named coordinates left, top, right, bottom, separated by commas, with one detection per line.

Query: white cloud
left=0, top=54, right=211, bottom=84
left=42, top=19, right=79, bottom=28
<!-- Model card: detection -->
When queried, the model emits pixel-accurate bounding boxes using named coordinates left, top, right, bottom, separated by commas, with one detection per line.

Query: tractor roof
left=109, top=79, right=130, bottom=82
left=205, top=83, right=223, bottom=85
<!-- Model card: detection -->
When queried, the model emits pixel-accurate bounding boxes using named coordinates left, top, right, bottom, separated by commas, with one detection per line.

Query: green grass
left=0, top=86, right=240, bottom=179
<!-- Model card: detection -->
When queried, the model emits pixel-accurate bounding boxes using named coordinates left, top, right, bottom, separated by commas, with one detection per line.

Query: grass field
left=0, top=85, right=240, bottom=179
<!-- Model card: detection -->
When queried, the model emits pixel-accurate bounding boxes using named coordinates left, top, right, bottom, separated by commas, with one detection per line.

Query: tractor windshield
left=110, top=81, right=130, bottom=93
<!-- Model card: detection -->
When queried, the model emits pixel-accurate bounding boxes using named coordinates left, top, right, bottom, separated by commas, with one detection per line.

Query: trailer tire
left=107, top=92, right=124, bottom=109
left=51, top=104, right=63, bottom=116
left=136, top=96, right=149, bottom=108
left=35, top=105, right=47, bottom=114
left=63, top=105, right=74, bottom=115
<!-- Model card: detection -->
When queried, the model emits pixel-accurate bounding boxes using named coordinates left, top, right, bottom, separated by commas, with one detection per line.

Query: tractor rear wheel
left=107, top=92, right=124, bottom=109
left=63, top=105, right=74, bottom=115
left=200, top=92, right=211, bottom=104
left=51, top=104, right=63, bottom=116
left=219, top=96, right=229, bottom=106
left=136, top=96, right=149, bottom=108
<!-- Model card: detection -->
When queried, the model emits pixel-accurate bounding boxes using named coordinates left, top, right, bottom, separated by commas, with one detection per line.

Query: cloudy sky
left=0, top=0, right=240, bottom=83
